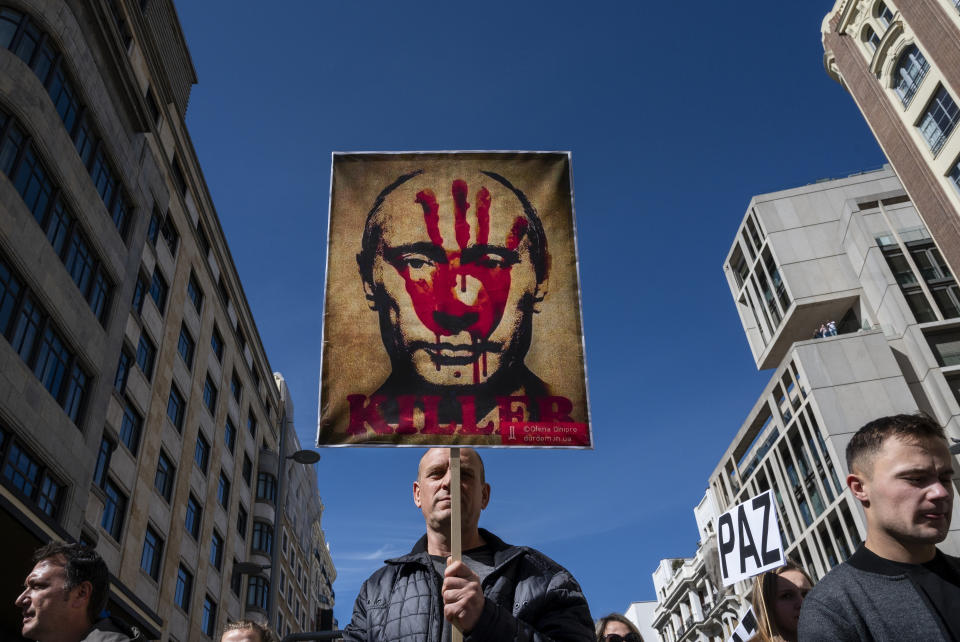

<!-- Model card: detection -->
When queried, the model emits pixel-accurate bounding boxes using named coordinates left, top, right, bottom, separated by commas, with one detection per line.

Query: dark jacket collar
left=387, top=528, right=524, bottom=569
left=847, top=545, right=960, bottom=576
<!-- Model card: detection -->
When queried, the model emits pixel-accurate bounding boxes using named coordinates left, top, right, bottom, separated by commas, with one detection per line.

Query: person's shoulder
left=804, top=561, right=866, bottom=603
left=81, top=618, right=145, bottom=642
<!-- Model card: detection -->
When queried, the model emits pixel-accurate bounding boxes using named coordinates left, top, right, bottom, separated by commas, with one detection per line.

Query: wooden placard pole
left=450, top=447, right=463, bottom=642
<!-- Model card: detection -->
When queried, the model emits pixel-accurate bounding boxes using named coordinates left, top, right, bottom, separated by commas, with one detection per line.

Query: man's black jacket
left=342, top=529, right=594, bottom=641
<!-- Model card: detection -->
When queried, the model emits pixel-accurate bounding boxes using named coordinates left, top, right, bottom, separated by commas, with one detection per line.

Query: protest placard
left=317, top=152, right=591, bottom=448
left=726, top=606, right=758, bottom=642
left=717, top=489, right=785, bottom=586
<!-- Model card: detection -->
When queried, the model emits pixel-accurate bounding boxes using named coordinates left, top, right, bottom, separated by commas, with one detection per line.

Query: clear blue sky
left=175, top=0, right=885, bottom=627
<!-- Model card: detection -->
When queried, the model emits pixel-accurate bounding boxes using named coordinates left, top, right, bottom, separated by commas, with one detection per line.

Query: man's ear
left=848, top=472, right=869, bottom=505
left=357, top=254, right=377, bottom=311
left=480, top=482, right=490, bottom=511
left=69, top=580, right=92, bottom=611
left=413, top=480, right=422, bottom=508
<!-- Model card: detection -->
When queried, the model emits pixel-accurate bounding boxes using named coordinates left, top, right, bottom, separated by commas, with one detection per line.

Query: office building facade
left=0, top=0, right=332, bottom=638
left=822, top=0, right=960, bottom=274
left=652, top=166, right=960, bottom=642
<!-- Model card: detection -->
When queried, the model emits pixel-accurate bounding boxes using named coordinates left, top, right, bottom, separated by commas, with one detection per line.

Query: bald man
left=343, top=448, right=594, bottom=641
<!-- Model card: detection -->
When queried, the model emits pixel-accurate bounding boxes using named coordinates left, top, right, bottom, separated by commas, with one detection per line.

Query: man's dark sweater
left=798, top=546, right=960, bottom=641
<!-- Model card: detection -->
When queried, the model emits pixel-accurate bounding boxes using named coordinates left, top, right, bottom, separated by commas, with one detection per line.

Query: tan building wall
left=0, top=1, right=332, bottom=639
left=822, top=0, right=960, bottom=276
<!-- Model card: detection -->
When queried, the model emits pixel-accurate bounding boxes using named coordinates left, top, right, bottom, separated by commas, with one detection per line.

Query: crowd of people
left=12, top=413, right=960, bottom=641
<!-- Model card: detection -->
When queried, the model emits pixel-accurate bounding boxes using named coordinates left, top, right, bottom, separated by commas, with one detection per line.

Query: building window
left=210, top=530, right=224, bottom=570
left=201, top=595, right=216, bottom=637
left=949, top=155, right=960, bottom=195
left=166, top=385, right=185, bottom=431
left=114, top=349, right=133, bottom=393
left=197, top=223, right=211, bottom=257
left=0, top=255, right=91, bottom=425
left=875, top=1, right=893, bottom=28
left=119, top=398, right=142, bottom=454
left=154, top=450, right=175, bottom=502
left=237, top=504, right=248, bottom=539
left=101, top=479, right=126, bottom=540
left=246, top=575, right=270, bottom=611
left=918, top=85, right=960, bottom=155
left=210, top=326, right=224, bottom=361
left=217, top=472, right=230, bottom=509
left=160, top=214, right=179, bottom=256
left=203, top=375, right=217, bottom=414
left=252, top=520, right=273, bottom=555
left=862, top=25, right=880, bottom=52
left=893, top=45, right=929, bottom=107
left=2, top=436, right=65, bottom=519
left=187, top=271, right=203, bottom=312
left=147, top=211, right=161, bottom=246
left=242, top=454, right=253, bottom=486
left=0, top=256, right=22, bottom=335
left=140, top=526, right=163, bottom=580
left=256, top=472, right=277, bottom=503
left=230, top=370, right=242, bottom=402
left=185, top=494, right=201, bottom=539
left=194, top=433, right=210, bottom=473
left=171, top=157, right=187, bottom=197
left=882, top=240, right=960, bottom=321
left=174, top=565, right=193, bottom=613
left=247, top=413, right=257, bottom=438
left=177, top=324, right=195, bottom=369
left=149, top=269, right=168, bottom=312
left=131, top=272, right=148, bottom=314
left=230, top=557, right=242, bottom=597
left=224, top=418, right=236, bottom=454
left=135, top=333, right=156, bottom=380
left=0, top=106, right=116, bottom=321
left=93, top=437, right=113, bottom=488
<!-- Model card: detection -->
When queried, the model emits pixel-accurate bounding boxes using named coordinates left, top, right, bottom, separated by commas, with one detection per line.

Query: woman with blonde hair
left=596, top=613, right=643, bottom=642
left=748, top=560, right=813, bottom=642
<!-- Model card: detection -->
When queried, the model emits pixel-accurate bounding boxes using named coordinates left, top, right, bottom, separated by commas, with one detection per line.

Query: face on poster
left=318, top=152, right=591, bottom=447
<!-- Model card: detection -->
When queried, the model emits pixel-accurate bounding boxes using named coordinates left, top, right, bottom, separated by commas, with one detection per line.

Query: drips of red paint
left=392, top=179, right=524, bottom=383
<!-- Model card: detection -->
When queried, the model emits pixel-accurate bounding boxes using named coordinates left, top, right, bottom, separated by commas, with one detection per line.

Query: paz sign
left=717, top=490, right=785, bottom=586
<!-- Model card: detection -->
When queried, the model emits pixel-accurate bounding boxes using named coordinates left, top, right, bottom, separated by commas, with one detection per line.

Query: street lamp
left=267, top=408, right=321, bottom=628
left=289, top=450, right=321, bottom=465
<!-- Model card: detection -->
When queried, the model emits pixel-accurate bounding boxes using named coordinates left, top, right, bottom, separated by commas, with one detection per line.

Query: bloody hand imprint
left=387, top=179, right=527, bottom=383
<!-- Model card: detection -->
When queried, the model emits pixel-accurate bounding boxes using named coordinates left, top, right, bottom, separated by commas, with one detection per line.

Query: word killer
left=346, top=394, right=574, bottom=435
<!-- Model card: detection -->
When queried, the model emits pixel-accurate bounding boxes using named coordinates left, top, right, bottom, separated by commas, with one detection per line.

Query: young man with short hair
left=15, top=541, right=143, bottom=642
left=798, top=413, right=960, bottom=640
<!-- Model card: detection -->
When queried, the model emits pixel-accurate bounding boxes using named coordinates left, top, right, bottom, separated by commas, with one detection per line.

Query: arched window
left=862, top=25, right=880, bottom=52
left=875, top=1, right=894, bottom=28
left=893, top=45, right=929, bottom=106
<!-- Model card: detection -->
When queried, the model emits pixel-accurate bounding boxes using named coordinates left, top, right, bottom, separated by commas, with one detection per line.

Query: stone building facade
left=822, top=0, right=960, bottom=275
left=0, top=1, right=332, bottom=638
left=651, top=166, right=960, bottom=642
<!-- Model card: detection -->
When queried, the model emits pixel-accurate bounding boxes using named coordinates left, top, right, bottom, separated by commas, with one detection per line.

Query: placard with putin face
left=318, top=152, right=591, bottom=447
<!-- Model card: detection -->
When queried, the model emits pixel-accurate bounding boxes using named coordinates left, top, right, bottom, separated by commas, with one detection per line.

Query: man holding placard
left=799, top=414, right=960, bottom=640
left=341, top=448, right=594, bottom=641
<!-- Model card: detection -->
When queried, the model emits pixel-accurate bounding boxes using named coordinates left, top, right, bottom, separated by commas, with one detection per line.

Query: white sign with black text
left=726, top=606, right=758, bottom=642
left=717, top=489, right=785, bottom=586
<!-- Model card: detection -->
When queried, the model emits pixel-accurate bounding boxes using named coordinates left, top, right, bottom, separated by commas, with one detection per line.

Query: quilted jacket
left=342, top=529, right=594, bottom=641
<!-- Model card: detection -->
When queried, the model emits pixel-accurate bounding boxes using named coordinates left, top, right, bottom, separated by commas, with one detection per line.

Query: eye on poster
left=317, top=152, right=591, bottom=448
